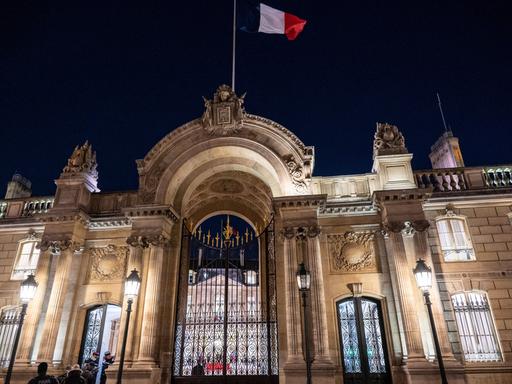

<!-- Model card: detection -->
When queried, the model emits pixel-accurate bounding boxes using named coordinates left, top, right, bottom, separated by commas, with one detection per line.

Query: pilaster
left=37, top=240, right=80, bottom=363
left=16, top=249, right=53, bottom=363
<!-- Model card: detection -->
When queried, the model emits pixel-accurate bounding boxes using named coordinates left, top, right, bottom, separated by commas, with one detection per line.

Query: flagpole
left=232, top=0, right=237, bottom=92
left=436, top=92, right=448, bottom=133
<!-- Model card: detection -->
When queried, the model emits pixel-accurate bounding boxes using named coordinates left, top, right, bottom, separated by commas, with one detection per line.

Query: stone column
left=137, top=234, right=167, bottom=365
left=16, top=249, right=53, bottom=363
left=306, top=229, right=333, bottom=365
left=53, top=246, right=84, bottom=366
left=383, top=223, right=424, bottom=362
left=282, top=227, right=303, bottom=365
left=37, top=240, right=75, bottom=363
left=122, top=237, right=145, bottom=363
left=411, top=221, right=454, bottom=358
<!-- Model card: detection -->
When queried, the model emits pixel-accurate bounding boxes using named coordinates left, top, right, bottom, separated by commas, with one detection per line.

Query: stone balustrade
left=0, top=196, right=54, bottom=219
left=311, top=173, right=378, bottom=199
left=414, top=165, right=512, bottom=192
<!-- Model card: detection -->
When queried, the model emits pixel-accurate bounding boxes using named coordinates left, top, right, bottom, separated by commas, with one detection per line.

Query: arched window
left=436, top=212, right=475, bottom=261
left=451, top=291, right=501, bottom=362
left=11, top=239, right=40, bottom=280
left=0, top=306, right=20, bottom=368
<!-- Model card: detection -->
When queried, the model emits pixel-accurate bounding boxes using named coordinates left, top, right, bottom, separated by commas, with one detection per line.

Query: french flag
left=237, top=2, right=307, bottom=41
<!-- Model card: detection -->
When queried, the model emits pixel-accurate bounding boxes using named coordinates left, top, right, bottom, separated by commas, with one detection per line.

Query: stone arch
left=136, top=94, right=315, bottom=219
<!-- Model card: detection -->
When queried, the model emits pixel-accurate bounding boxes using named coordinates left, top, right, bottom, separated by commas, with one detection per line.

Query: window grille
left=436, top=216, right=475, bottom=261
left=0, top=307, right=20, bottom=368
left=11, top=240, right=40, bottom=280
left=452, top=291, right=501, bottom=362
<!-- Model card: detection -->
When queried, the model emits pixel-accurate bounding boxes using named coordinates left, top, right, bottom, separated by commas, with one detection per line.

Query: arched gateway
left=134, top=85, right=316, bottom=383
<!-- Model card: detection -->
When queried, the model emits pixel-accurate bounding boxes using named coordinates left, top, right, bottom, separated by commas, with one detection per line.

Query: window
left=11, top=240, right=40, bottom=280
left=436, top=214, right=475, bottom=261
left=452, top=291, right=501, bottom=362
left=0, top=307, right=20, bottom=368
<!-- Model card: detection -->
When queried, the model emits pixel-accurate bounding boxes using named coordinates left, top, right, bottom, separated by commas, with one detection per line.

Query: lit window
left=436, top=214, right=475, bottom=261
left=0, top=306, right=19, bottom=367
left=451, top=291, right=501, bottom=362
left=11, top=240, right=40, bottom=280
left=188, top=269, right=197, bottom=285
left=244, top=270, right=258, bottom=285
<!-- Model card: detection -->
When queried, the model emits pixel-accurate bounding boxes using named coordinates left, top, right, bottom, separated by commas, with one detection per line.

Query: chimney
left=5, top=173, right=32, bottom=199
left=429, top=131, right=465, bottom=169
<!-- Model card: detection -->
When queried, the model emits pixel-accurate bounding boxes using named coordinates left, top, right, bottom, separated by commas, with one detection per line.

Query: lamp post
left=296, top=263, right=312, bottom=384
left=116, top=269, right=141, bottom=384
left=5, top=274, right=38, bottom=384
left=413, top=259, right=448, bottom=384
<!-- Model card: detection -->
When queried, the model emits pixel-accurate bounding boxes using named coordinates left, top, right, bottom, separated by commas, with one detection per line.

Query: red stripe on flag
left=284, top=13, right=307, bottom=40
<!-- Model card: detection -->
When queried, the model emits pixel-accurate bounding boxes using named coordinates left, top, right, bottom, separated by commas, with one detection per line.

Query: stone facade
left=0, top=86, right=511, bottom=383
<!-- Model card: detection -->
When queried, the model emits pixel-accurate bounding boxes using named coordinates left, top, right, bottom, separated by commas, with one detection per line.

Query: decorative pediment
left=373, top=122, right=407, bottom=158
left=201, top=85, right=246, bottom=136
left=87, top=245, right=128, bottom=282
left=327, top=231, right=377, bottom=273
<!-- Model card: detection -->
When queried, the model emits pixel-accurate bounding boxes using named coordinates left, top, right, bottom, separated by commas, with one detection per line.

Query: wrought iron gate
left=172, top=217, right=278, bottom=383
left=79, top=304, right=121, bottom=365
left=337, top=297, right=391, bottom=384
left=0, top=306, right=20, bottom=368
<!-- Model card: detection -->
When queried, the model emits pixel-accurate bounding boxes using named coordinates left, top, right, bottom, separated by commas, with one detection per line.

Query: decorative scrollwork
left=283, top=154, right=309, bottom=194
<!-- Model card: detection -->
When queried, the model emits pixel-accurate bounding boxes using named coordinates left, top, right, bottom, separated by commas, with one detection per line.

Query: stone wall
left=425, top=203, right=512, bottom=368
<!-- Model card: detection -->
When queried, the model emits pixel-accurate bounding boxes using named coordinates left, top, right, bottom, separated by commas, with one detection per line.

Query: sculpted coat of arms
left=327, top=231, right=377, bottom=273
left=202, top=85, right=246, bottom=135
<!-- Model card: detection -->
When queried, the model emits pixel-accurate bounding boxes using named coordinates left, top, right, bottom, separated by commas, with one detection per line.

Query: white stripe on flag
left=258, top=3, right=285, bottom=34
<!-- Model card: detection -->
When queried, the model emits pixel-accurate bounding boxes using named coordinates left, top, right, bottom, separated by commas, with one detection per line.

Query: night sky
left=1, top=1, right=511, bottom=196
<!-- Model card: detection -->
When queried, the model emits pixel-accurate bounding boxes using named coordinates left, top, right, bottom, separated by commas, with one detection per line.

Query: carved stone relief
left=62, top=141, right=98, bottom=180
left=327, top=231, right=377, bottom=273
left=139, top=165, right=166, bottom=204
left=126, top=234, right=170, bottom=249
left=39, top=238, right=82, bottom=255
left=201, top=84, right=245, bottom=136
left=88, top=245, right=128, bottom=282
left=373, top=122, right=407, bottom=158
left=282, top=154, right=309, bottom=194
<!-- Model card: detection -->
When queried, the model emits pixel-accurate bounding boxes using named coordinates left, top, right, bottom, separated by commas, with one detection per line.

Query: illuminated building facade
left=1, top=85, right=512, bottom=383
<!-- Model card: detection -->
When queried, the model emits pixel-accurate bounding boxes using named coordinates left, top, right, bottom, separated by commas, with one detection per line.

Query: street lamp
left=116, top=269, right=141, bottom=384
left=296, top=263, right=312, bottom=384
left=5, top=274, right=38, bottom=384
left=413, top=259, right=448, bottom=384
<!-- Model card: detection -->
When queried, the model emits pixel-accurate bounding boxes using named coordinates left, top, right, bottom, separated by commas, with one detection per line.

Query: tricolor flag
left=237, top=2, right=307, bottom=41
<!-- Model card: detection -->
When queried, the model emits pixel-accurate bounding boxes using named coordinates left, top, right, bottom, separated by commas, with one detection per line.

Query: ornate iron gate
left=172, top=217, right=278, bottom=383
left=0, top=307, right=20, bottom=368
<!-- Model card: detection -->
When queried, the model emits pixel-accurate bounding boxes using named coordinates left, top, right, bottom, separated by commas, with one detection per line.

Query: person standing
left=99, top=351, right=114, bottom=384
left=63, top=364, right=87, bottom=384
left=27, top=362, right=60, bottom=384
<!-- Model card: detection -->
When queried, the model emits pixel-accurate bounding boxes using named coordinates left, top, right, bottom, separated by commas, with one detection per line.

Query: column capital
left=127, top=233, right=170, bottom=248
left=281, top=225, right=321, bottom=241
left=38, top=238, right=83, bottom=255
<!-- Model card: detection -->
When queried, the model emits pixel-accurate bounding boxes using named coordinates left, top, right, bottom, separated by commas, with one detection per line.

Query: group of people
left=28, top=351, right=115, bottom=384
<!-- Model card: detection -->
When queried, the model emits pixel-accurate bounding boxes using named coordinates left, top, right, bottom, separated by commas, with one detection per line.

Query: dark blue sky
left=1, top=1, right=511, bottom=196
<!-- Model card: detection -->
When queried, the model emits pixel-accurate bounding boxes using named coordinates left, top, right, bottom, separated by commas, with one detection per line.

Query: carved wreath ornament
left=88, top=245, right=128, bottom=282
left=327, top=232, right=376, bottom=272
